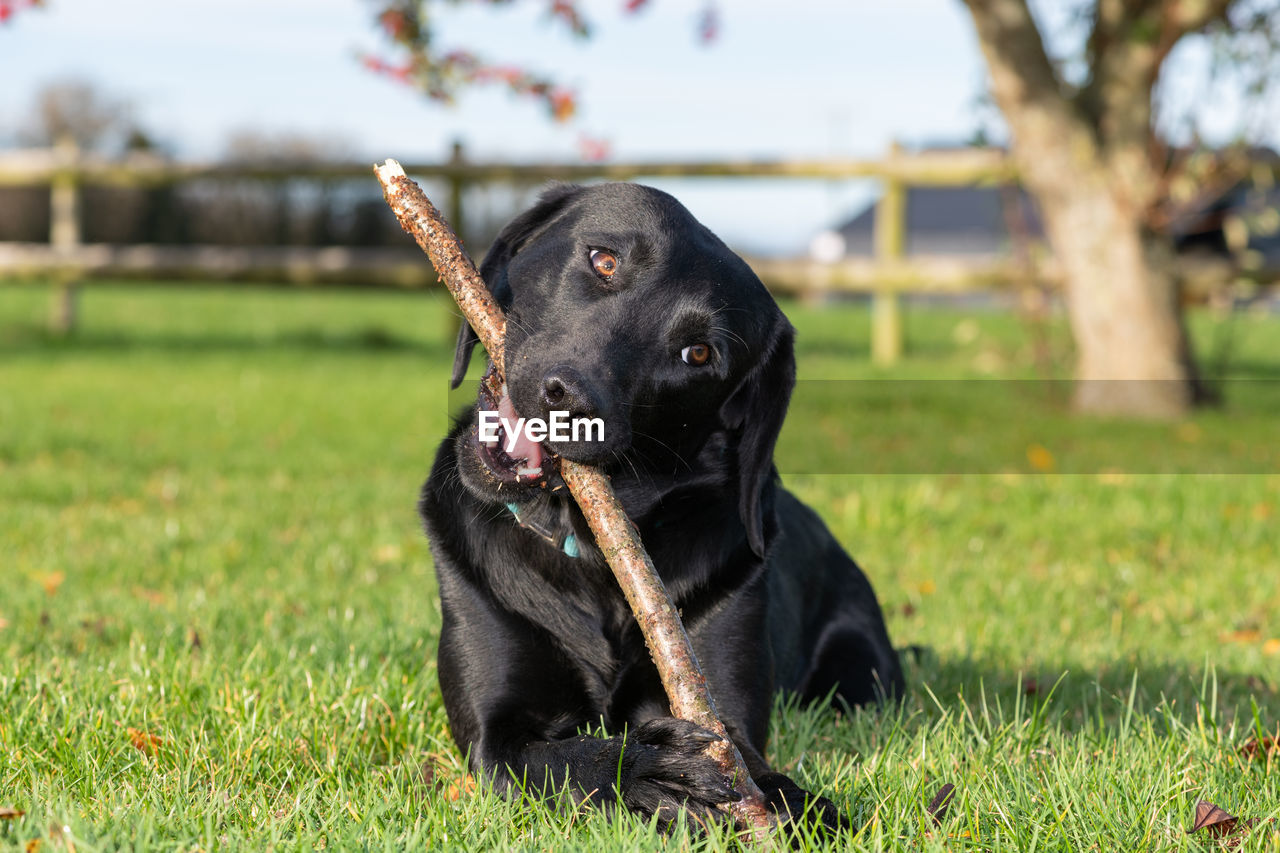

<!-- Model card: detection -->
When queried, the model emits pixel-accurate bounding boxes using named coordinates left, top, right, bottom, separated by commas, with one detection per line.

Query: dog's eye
left=681, top=344, right=711, bottom=366
left=589, top=249, right=619, bottom=278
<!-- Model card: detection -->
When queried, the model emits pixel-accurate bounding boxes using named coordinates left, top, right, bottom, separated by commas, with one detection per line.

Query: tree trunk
left=960, top=0, right=1217, bottom=419
left=1038, top=175, right=1198, bottom=417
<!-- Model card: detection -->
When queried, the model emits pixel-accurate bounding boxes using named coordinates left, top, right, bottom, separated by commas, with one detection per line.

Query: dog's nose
left=542, top=376, right=566, bottom=406
left=541, top=365, right=600, bottom=420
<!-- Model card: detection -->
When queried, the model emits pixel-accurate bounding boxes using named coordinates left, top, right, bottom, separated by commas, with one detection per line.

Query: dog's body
left=419, top=183, right=901, bottom=826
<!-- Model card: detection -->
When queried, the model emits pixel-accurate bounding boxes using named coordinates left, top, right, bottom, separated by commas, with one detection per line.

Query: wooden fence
left=0, top=140, right=1249, bottom=363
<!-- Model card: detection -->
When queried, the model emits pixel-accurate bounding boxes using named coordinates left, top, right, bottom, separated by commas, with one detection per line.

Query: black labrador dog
left=419, top=183, right=902, bottom=829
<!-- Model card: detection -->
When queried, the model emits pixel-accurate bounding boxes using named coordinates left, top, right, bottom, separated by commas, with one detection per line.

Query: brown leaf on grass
left=38, top=572, right=65, bottom=596
left=1188, top=800, right=1258, bottom=844
left=24, top=839, right=40, bottom=853
left=416, top=750, right=460, bottom=787
left=1221, top=629, right=1262, bottom=644
left=1240, top=735, right=1279, bottom=763
left=1026, top=443, right=1056, bottom=472
left=418, top=752, right=475, bottom=800
left=0, top=806, right=25, bottom=819
left=1190, top=800, right=1239, bottom=835
left=444, top=774, right=476, bottom=801
left=131, top=587, right=167, bottom=606
left=926, top=783, right=956, bottom=825
left=126, top=728, right=163, bottom=755
left=187, top=628, right=202, bottom=651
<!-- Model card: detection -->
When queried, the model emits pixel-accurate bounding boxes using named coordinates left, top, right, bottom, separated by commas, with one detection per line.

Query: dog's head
left=451, top=183, right=794, bottom=556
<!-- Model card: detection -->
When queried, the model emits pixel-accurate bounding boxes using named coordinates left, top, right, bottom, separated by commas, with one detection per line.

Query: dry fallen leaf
left=419, top=752, right=476, bottom=802
left=24, top=839, right=41, bottom=853
left=444, top=774, right=477, bottom=801
left=1264, top=638, right=1280, bottom=656
left=132, top=587, right=167, bottom=606
left=1187, top=800, right=1258, bottom=846
left=126, top=728, right=163, bottom=755
left=1189, top=800, right=1242, bottom=836
left=926, top=783, right=956, bottom=826
left=1221, top=629, right=1262, bottom=644
left=0, top=806, right=25, bottom=820
left=38, top=572, right=65, bottom=597
left=1026, top=443, right=1056, bottom=473
left=1240, top=735, right=1279, bottom=763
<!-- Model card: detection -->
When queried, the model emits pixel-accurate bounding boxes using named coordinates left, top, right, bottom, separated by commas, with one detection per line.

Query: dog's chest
left=523, top=572, right=662, bottom=717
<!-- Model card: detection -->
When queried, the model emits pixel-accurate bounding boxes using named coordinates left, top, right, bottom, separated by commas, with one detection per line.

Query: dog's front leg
left=435, top=592, right=740, bottom=823
left=475, top=717, right=741, bottom=823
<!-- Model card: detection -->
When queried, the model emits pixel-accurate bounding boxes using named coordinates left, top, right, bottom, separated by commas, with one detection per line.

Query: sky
left=0, top=0, right=1270, bottom=254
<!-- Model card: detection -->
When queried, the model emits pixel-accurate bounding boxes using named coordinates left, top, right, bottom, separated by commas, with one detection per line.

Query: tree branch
left=1165, top=0, right=1234, bottom=38
left=1079, top=0, right=1156, bottom=122
left=962, top=0, right=1103, bottom=203
left=1080, top=0, right=1236, bottom=213
left=373, top=159, right=777, bottom=840
left=962, top=0, right=1074, bottom=122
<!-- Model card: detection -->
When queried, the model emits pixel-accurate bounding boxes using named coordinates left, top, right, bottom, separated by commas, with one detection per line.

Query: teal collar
left=506, top=502, right=580, bottom=558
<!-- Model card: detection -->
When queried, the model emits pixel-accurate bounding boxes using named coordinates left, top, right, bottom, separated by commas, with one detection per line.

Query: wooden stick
left=557, top=460, right=775, bottom=837
left=374, top=161, right=507, bottom=373
left=374, top=159, right=775, bottom=838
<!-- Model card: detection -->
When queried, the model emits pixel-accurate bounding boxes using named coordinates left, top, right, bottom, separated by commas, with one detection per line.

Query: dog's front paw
left=755, top=771, right=850, bottom=838
left=617, top=718, right=742, bottom=825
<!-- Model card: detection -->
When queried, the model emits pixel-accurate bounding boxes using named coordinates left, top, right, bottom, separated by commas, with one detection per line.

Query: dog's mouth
left=473, top=380, right=547, bottom=485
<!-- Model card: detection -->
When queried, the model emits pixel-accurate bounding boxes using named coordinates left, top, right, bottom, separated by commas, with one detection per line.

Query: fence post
left=872, top=144, right=906, bottom=366
left=49, top=135, right=82, bottom=335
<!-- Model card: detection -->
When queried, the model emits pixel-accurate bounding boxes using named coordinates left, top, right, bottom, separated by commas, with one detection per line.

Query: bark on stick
left=373, top=159, right=775, bottom=838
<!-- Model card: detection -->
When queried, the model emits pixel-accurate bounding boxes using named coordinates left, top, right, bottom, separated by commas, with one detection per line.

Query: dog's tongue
left=498, top=389, right=543, bottom=474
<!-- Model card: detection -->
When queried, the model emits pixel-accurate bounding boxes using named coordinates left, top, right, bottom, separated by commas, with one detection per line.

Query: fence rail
left=0, top=141, right=1263, bottom=361
left=0, top=243, right=1062, bottom=292
left=0, top=144, right=1015, bottom=187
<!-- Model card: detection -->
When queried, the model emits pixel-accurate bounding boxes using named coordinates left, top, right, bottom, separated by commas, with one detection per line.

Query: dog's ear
left=719, top=318, right=796, bottom=558
left=450, top=184, right=582, bottom=389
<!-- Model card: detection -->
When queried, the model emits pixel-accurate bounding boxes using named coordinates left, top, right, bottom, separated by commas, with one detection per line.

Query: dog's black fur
left=419, top=183, right=902, bottom=829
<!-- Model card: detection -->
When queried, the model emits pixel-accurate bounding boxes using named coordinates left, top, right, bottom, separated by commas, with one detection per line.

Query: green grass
left=1, top=282, right=1278, bottom=851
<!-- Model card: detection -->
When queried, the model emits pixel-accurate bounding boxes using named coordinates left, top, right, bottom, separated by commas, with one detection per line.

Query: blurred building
left=810, top=148, right=1280, bottom=273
